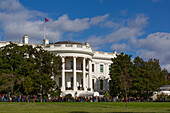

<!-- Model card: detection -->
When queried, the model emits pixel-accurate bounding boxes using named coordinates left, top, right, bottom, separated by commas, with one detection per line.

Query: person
left=34, top=95, right=37, bottom=102
left=40, top=96, right=42, bottom=102
left=43, top=96, right=46, bottom=102
left=18, top=95, right=21, bottom=102
left=163, top=97, right=166, bottom=102
left=9, top=96, right=12, bottom=102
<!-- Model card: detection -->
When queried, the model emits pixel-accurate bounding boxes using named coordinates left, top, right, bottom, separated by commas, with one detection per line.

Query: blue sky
left=0, top=0, right=170, bottom=71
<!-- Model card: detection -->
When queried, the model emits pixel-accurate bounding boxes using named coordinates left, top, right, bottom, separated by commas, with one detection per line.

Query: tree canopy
left=0, top=43, right=62, bottom=95
left=110, top=52, right=168, bottom=99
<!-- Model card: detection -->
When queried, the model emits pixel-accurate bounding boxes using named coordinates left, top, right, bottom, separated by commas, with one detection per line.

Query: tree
left=146, top=59, right=168, bottom=95
left=110, top=52, right=133, bottom=109
left=0, top=43, right=26, bottom=94
left=132, top=56, right=152, bottom=98
left=0, top=43, right=62, bottom=95
left=32, top=46, right=62, bottom=94
left=132, top=57, right=168, bottom=98
left=23, top=76, right=33, bottom=102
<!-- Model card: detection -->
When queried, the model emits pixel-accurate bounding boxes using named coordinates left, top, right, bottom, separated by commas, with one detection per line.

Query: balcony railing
left=76, top=67, right=83, bottom=70
left=66, top=87, right=84, bottom=90
left=65, top=66, right=73, bottom=70
left=65, top=66, right=83, bottom=70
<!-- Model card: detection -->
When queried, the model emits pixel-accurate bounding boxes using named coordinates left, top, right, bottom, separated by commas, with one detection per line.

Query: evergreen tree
left=110, top=52, right=133, bottom=109
left=0, top=43, right=62, bottom=95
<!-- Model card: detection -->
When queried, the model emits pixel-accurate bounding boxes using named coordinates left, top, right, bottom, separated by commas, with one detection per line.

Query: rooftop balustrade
left=43, top=43, right=92, bottom=53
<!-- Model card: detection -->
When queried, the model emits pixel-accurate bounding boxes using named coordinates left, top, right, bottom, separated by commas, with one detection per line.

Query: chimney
left=23, top=35, right=29, bottom=44
left=85, top=42, right=90, bottom=47
left=113, top=50, right=117, bottom=54
left=43, top=38, right=49, bottom=45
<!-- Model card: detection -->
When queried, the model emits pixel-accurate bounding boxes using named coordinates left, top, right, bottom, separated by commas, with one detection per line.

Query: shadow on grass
left=69, top=111, right=90, bottom=113
left=69, top=111, right=137, bottom=113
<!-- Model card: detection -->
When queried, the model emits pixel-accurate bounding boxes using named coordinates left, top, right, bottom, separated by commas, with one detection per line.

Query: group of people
left=0, top=94, right=158, bottom=102
left=0, top=94, right=110, bottom=102
left=0, top=94, right=34, bottom=102
left=51, top=96, right=110, bottom=102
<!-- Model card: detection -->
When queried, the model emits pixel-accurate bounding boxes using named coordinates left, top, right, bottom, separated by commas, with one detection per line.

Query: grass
left=0, top=102, right=170, bottom=113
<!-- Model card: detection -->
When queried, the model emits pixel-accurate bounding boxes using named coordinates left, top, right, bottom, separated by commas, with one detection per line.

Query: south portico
left=59, top=55, right=93, bottom=95
left=43, top=41, right=116, bottom=97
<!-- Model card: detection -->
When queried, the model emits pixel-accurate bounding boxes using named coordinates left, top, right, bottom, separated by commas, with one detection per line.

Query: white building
left=0, top=35, right=117, bottom=97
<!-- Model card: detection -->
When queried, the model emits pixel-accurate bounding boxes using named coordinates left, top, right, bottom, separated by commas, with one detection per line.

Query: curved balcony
left=65, top=66, right=88, bottom=73
left=43, top=43, right=94, bottom=56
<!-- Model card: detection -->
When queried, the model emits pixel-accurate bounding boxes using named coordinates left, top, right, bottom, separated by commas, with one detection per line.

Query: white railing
left=44, top=44, right=92, bottom=52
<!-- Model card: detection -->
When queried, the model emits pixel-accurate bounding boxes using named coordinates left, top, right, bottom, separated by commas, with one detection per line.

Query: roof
left=161, top=85, right=170, bottom=87
left=160, top=85, right=170, bottom=90
left=55, top=41, right=83, bottom=45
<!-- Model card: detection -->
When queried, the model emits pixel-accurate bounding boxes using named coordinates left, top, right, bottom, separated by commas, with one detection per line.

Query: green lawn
left=0, top=102, right=170, bottom=113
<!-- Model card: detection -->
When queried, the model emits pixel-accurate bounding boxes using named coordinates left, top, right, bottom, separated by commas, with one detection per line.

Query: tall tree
left=132, top=56, right=151, bottom=98
left=0, top=43, right=26, bottom=93
left=110, top=52, right=133, bottom=109
left=0, top=43, right=62, bottom=95
left=23, top=76, right=33, bottom=102
left=132, top=57, right=168, bottom=98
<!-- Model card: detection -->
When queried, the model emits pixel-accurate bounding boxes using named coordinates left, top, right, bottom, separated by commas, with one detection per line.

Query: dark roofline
left=54, top=41, right=83, bottom=45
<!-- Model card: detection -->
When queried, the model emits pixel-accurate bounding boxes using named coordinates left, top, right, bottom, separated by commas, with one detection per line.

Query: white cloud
left=136, top=49, right=159, bottom=60
left=111, top=43, right=130, bottom=52
left=127, top=14, right=149, bottom=30
left=0, top=0, right=110, bottom=44
left=137, top=32, right=170, bottom=51
left=105, top=27, right=142, bottom=43
left=87, top=14, right=149, bottom=50
left=136, top=32, right=170, bottom=66
left=100, top=20, right=123, bottom=29
left=86, top=36, right=104, bottom=50
left=49, top=14, right=90, bottom=32
left=0, top=0, right=24, bottom=12
left=90, top=14, right=109, bottom=25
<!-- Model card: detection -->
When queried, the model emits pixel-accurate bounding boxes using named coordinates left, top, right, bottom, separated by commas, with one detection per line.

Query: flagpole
left=44, top=18, right=49, bottom=40
left=44, top=20, right=46, bottom=40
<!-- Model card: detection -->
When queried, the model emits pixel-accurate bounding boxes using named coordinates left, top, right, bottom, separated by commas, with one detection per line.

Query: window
left=92, top=79, right=94, bottom=90
left=81, top=79, right=83, bottom=87
left=100, top=65, right=103, bottom=72
left=70, top=61, right=73, bottom=69
left=92, top=64, right=94, bottom=72
left=109, top=80, right=111, bottom=90
left=100, top=80, right=103, bottom=90
left=71, top=77, right=73, bottom=88
left=59, top=77, right=62, bottom=88
left=109, top=65, right=111, bottom=73
left=81, top=63, right=83, bottom=70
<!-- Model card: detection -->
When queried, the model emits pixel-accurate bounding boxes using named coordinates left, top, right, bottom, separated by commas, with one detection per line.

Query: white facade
left=43, top=41, right=117, bottom=97
left=0, top=37, right=117, bottom=97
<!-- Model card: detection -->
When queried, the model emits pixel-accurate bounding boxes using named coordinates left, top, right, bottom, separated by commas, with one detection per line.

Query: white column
left=88, top=59, right=92, bottom=91
left=73, top=56, right=77, bottom=91
left=94, top=62, right=97, bottom=75
left=96, top=63, right=99, bottom=90
left=96, top=63, right=99, bottom=77
left=62, top=57, right=65, bottom=91
left=106, top=64, right=109, bottom=75
left=103, top=63, right=106, bottom=75
left=83, top=57, right=86, bottom=91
